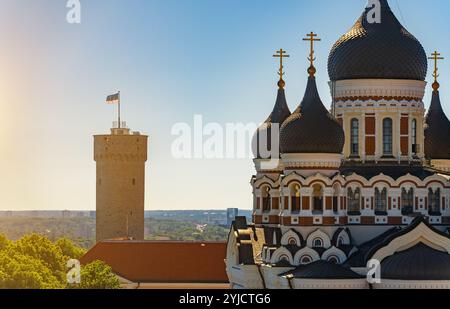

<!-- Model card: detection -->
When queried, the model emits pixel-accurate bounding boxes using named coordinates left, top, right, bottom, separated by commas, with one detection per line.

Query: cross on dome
left=302, top=31, right=321, bottom=76
left=273, top=49, right=290, bottom=89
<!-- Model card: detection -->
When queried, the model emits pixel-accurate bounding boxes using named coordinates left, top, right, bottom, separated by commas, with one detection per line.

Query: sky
left=0, top=0, right=450, bottom=211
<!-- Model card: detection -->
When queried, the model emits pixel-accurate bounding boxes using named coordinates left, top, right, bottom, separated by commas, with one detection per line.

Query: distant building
left=94, top=124, right=148, bottom=242
left=226, top=208, right=239, bottom=227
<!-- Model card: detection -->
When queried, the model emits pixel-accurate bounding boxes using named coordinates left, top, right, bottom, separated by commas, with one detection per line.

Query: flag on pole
left=106, top=92, right=120, bottom=104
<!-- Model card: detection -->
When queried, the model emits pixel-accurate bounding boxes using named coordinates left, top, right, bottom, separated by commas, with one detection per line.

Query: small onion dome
left=381, top=243, right=450, bottom=280
left=328, top=0, right=427, bottom=81
left=425, top=86, right=450, bottom=160
left=280, top=76, right=344, bottom=154
left=253, top=87, right=291, bottom=159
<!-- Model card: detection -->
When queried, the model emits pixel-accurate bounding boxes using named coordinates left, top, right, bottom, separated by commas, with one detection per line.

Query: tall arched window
left=333, top=184, right=340, bottom=213
left=383, top=118, right=393, bottom=156
left=351, top=118, right=359, bottom=156
left=412, top=119, right=418, bottom=155
left=401, top=188, right=414, bottom=215
left=312, top=184, right=324, bottom=214
left=347, top=188, right=361, bottom=215
left=375, top=188, right=388, bottom=215
left=291, top=184, right=301, bottom=213
left=429, top=188, right=441, bottom=216
left=262, top=186, right=271, bottom=213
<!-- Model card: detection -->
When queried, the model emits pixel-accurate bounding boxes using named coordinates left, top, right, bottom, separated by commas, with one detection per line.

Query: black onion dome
left=328, top=0, right=427, bottom=81
left=280, top=76, right=345, bottom=154
left=425, top=89, right=450, bottom=160
left=253, top=88, right=291, bottom=159
left=381, top=243, right=450, bottom=280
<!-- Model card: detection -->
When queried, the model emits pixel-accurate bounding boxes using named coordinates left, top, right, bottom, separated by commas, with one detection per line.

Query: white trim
left=371, top=222, right=450, bottom=263
left=270, top=247, right=294, bottom=265
left=281, top=230, right=302, bottom=246
left=322, top=247, right=348, bottom=264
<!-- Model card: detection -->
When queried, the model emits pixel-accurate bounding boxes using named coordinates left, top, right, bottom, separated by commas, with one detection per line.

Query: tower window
left=350, top=118, right=359, bottom=156
left=347, top=188, right=361, bottom=215
left=428, top=188, right=441, bottom=216
left=333, top=184, right=340, bottom=213
left=291, top=184, right=301, bottom=213
left=262, top=186, right=271, bottom=213
left=132, top=178, right=136, bottom=186
left=401, top=188, right=414, bottom=215
left=383, top=118, right=393, bottom=156
left=412, top=119, right=418, bottom=154
left=375, top=188, right=388, bottom=215
left=312, top=184, right=323, bottom=214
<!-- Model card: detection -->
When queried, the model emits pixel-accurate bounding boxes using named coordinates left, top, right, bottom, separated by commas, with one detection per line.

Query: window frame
left=383, top=118, right=393, bottom=156
left=350, top=118, right=360, bottom=156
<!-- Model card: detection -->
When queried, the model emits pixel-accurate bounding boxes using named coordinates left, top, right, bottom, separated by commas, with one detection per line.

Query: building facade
left=226, top=0, right=450, bottom=289
left=94, top=126, right=148, bottom=242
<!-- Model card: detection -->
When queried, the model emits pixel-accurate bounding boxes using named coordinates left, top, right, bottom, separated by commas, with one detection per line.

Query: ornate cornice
left=334, top=96, right=419, bottom=102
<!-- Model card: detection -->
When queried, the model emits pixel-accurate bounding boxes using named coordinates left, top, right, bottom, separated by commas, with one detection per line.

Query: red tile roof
left=80, top=241, right=228, bottom=283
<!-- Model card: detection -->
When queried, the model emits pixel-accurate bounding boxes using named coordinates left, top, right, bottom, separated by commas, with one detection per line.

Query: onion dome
left=280, top=73, right=345, bottom=154
left=253, top=84, right=291, bottom=159
left=328, top=0, right=427, bottom=81
left=381, top=243, right=450, bottom=280
left=424, top=83, right=450, bottom=160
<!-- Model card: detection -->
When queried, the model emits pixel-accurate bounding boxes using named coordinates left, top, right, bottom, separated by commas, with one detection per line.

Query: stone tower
left=94, top=126, right=148, bottom=242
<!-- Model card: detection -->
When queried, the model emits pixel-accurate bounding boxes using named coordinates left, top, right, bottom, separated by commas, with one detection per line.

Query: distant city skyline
left=1, top=0, right=450, bottom=211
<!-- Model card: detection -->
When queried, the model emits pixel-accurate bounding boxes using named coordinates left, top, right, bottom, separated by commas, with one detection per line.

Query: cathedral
left=226, top=0, right=450, bottom=289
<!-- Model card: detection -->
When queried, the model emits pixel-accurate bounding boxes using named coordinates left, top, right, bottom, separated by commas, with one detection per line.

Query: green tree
left=12, top=234, right=66, bottom=282
left=0, top=234, right=10, bottom=251
left=56, top=238, right=86, bottom=260
left=0, top=234, right=120, bottom=289
left=74, top=260, right=120, bottom=289
left=0, top=249, right=62, bottom=289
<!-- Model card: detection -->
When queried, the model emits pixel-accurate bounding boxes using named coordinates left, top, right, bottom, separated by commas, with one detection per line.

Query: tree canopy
left=0, top=233, right=119, bottom=289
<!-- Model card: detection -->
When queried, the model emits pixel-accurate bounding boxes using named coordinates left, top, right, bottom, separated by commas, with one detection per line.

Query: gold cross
left=303, top=31, right=321, bottom=67
left=428, top=51, right=444, bottom=83
left=273, top=49, right=290, bottom=80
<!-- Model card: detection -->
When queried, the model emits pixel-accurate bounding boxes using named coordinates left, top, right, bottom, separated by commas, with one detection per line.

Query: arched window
left=347, top=188, right=361, bottom=215
left=328, top=256, right=339, bottom=264
left=337, top=236, right=345, bottom=247
left=333, top=184, right=340, bottom=213
left=401, top=188, right=414, bottom=215
left=313, top=238, right=324, bottom=248
left=278, top=255, right=290, bottom=263
left=288, top=237, right=298, bottom=246
left=383, top=118, right=393, bottom=156
left=300, top=256, right=312, bottom=265
left=429, top=188, right=441, bottom=216
left=262, top=186, right=271, bottom=213
left=351, top=118, right=359, bottom=156
left=412, top=119, right=418, bottom=155
left=312, top=184, right=324, bottom=214
left=291, top=184, right=301, bottom=213
left=375, top=188, right=388, bottom=215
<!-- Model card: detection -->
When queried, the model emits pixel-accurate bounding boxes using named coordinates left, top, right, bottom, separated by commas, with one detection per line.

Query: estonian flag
left=106, top=92, right=120, bottom=104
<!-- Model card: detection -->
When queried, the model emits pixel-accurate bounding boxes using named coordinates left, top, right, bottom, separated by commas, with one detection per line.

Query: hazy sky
left=1, top=0, right=450, bottom=211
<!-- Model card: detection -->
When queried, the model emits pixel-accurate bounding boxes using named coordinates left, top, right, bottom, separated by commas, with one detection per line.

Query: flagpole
left=118, top=91, right=121, bottom=129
